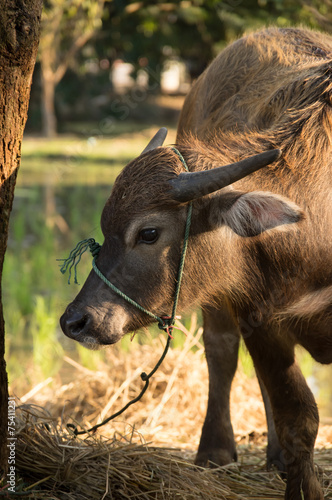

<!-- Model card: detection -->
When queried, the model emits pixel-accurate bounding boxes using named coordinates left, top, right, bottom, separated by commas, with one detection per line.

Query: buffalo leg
left=195, top=303, right=239, bottom=466
left=244, top=327, right=323, bottom=500
left=257, top=374, right=285, bottom=473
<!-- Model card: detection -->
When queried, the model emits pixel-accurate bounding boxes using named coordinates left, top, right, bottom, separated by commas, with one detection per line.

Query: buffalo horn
left=141, top=127, right=168, bottom=155
left=168, top=149, right=281, bottom=202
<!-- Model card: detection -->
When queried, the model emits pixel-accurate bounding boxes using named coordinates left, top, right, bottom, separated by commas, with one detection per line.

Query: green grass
left=20, top=136, right=129, bottom=186
left=19, top=123, right=176, bottom=186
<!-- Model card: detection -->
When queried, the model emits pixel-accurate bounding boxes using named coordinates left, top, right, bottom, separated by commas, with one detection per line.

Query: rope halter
left=58, top=147, right=192, bottom=435
left=58, top=147, right=192, bottom=337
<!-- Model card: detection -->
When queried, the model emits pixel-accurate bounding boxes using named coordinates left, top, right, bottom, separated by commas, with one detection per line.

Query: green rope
left=67, top=334, right=172, bottom=436
left=57, top=238, right=101, bottom=284
left=170, top=147, right=192, bottom=321
left=60, top=146, right=192, bottom=435
left=92, top=258, right=164, bottom=326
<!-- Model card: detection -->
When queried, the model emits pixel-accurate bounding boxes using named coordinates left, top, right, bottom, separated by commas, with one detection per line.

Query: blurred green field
left=3, top=124, right=332, bottom=421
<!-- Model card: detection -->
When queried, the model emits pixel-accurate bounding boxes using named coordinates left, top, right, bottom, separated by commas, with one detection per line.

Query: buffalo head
left=60, top=129, right=303, bottom=349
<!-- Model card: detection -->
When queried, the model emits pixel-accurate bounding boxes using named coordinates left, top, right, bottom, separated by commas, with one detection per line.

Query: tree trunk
left=0, top=0, right=42, bottom=478
left=40, top=63, right=57, bottom=137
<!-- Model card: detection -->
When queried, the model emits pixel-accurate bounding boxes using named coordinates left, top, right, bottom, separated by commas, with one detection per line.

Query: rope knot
left=158, top=316, right=174, bottom=339
left=89, top=240, right=102, bottom=258
left=57, top=238, right=101, bottom=284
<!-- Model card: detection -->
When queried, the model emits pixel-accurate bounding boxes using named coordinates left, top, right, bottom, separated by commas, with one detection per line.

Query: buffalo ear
left=219, top=191, right=304, bottom=237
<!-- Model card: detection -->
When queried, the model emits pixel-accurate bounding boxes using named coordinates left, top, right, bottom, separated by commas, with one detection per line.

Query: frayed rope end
left=57, top=238, right=101, bottom=285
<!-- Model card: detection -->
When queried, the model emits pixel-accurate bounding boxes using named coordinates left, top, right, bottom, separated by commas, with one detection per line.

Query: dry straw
left=13, top=405, right=332, bottom=499
left=8, top=315, right=332, bottom=498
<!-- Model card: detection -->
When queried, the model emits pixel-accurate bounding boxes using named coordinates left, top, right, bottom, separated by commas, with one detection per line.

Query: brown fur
left=174, top=28, right=332, bottom=500
left=175, top=27, right=332, bottom=324
left=61, top=28, right=332, bottom=500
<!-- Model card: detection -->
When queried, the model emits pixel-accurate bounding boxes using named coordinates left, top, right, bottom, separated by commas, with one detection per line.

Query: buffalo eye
left=138, top=228, right=159, bottom=244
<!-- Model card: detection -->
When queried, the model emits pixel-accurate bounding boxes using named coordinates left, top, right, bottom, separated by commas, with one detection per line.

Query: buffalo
left=61, top=27, right=332, bottom=500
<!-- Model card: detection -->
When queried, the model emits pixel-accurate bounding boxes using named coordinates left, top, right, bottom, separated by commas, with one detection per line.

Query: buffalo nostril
left=61, top=310, right=90, bottom=339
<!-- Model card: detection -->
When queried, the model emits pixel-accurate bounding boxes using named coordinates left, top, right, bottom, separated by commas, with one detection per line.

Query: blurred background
left=4, top=0, right=332, bottom=445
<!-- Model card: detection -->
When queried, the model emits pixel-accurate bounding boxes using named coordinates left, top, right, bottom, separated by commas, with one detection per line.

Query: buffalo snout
left=60, top=296, right=130, bottom=349
left=60, top=305, right=91, bottom=341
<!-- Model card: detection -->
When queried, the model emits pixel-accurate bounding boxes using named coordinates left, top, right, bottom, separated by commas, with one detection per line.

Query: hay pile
left=14, top=404, right=288, bottom=500
left=11, top=405, right=332, bottom=499
left=8, top=318, right=332, bottom=498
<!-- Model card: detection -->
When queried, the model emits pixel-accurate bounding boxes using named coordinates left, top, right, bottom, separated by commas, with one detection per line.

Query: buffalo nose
left=60, top=308, right=90, bottom=339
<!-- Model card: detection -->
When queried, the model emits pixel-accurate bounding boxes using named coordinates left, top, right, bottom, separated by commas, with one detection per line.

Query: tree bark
left=0, top=0, right=42, bottom=477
